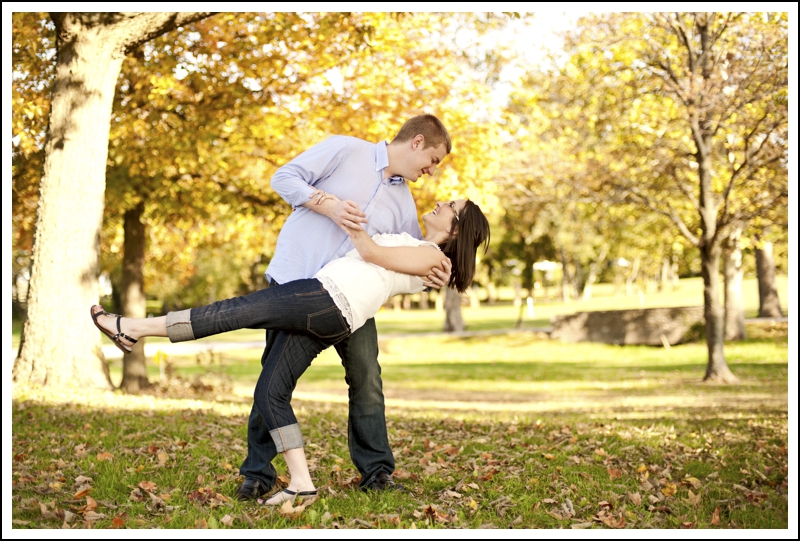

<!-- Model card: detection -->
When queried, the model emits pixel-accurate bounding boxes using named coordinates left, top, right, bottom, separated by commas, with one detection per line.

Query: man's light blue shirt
left=266, top=136, right=422, bottom=285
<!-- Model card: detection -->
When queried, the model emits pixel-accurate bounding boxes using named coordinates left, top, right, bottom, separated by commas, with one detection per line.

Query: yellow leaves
left=660, top=482, right=678, bottom=497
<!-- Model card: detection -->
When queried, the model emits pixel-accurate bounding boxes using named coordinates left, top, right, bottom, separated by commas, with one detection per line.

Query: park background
left=7, top=9, right=794, bottom=532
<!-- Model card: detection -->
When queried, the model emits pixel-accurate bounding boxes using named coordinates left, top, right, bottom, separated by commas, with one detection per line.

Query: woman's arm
left=347, top=227, right=447, bottom=277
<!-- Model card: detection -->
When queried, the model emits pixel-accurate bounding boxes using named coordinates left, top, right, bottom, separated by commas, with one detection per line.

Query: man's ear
left=412, top=134, right=425, bottom=150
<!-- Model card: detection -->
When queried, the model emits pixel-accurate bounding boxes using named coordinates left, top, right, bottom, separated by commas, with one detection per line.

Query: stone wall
left=550, top=306, right=704, bottom=346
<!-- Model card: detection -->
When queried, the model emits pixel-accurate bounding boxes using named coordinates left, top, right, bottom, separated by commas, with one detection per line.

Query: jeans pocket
left=307, top=306, right=350, bottom=341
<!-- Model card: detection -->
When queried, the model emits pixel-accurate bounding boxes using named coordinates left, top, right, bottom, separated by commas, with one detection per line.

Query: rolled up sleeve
left=271, top=137, right=351, bottom=208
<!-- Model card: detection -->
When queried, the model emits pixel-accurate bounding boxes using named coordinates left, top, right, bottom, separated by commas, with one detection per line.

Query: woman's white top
left=314, top=232, right=441, bottom=332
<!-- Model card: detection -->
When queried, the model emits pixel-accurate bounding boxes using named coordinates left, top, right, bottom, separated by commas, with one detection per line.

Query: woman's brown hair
left=438, top=200, right=490, bottom=293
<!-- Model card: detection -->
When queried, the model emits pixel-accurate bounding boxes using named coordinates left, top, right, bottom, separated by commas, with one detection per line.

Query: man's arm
left=270, top=137, right=349, bottom=209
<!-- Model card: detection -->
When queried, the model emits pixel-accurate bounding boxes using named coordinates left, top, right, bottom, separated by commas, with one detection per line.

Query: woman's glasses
left=449, top=201, right=459, bottom=221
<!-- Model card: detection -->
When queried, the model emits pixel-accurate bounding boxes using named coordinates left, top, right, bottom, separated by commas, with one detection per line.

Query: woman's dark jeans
left=188, top=278, right=350, bottom=344
left=184, top=278, right=395, bottom=490
left=186, top=278, right=350, bottom=450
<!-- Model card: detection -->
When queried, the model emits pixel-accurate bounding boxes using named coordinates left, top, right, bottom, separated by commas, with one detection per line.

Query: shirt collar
left=376, top=141, right=404, bottom=185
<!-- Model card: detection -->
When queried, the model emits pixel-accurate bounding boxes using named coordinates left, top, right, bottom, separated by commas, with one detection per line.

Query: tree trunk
left=723, top=227, right=746, bottom=341
left=13, top=12, right=213, bottom=390
left=755, top=239, right=784, bottom=317
left=581, top=246, right=608, bottom=301
left=119, top=202, right=151, bottom=392
left=701, top=244, right=737, bottom=382
left=443, top=286, right=464, bottom=332
left=558, top=248, right=571, bottom=302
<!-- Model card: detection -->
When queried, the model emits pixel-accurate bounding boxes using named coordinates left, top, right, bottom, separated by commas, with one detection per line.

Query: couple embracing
left=91, top=114, right=489, bottom=505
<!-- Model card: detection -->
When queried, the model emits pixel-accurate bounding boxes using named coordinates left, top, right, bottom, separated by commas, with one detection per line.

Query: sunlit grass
left=11, top=318, right=788, bottom=529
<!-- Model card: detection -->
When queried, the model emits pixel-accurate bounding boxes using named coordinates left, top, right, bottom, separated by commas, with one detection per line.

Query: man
left=236, top=114, right=453, bottom=500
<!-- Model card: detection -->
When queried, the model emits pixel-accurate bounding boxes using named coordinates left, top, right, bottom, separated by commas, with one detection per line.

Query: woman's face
left=422, top=199, right=466, bottom=235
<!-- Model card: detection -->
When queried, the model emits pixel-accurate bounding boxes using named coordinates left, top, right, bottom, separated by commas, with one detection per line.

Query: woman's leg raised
left=91, top=279, right=348, bottom=348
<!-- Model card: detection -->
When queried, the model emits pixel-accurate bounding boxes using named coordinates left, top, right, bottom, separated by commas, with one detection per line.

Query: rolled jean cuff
left=269, top=424, right=304, bottom=452
left=166, top=309, right=195, bottom=342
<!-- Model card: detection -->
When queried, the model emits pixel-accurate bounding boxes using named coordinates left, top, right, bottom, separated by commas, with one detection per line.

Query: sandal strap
left=112, top=332, right=138, bottom=344
left=283, top=488, right=317, bottom=497
left=114, top=316, right=137, bottom=344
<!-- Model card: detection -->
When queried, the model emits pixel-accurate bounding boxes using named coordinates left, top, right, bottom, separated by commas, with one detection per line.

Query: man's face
left=402, top=137, right=447, bottom=182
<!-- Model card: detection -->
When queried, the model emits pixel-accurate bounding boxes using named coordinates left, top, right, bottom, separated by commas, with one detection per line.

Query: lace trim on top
left=317, top=275, right=354, bottom=330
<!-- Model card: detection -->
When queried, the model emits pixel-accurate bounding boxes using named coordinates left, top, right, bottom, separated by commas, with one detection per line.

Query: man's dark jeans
left=237, top=281, right=395, bottom=490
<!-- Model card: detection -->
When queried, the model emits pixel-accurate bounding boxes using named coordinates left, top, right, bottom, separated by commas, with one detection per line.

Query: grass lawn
left=10, top=312, right=789, bottom=529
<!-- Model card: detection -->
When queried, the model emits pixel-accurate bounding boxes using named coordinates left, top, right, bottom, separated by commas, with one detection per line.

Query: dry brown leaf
left=83, top=510, right=106, bottom=521
left=84, top=496, right=98, bottom=512
left=628, top=492, right=642, bottom=505
left=74, top=475, right=93, bottom=485
left=157, top=453, right=169, bottom=464
left=220, top=514, right=235, bottom=527
left=73, top=488, right=92, bottom=499
left=111, top=516, right=125, bottom=529
left=138, top=480, right=157, bottom=492
left=95, top=452, right=113, bottom=462
left=594, top=448, right=607, bottom=456
left=711, top=507, right=721, bottom=526
left=686, top=490, right=701, bottom=506
left=607, top=467, right=622, bottom=480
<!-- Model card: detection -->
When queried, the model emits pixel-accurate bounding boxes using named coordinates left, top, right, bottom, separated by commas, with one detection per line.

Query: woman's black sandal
left=262, top=488, right=318, bottom=506
left=90, top=305, right=137, bottom=354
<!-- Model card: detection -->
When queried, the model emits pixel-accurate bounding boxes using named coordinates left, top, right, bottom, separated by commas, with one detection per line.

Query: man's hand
left=307, top=189, right=368, bottom=234
left=423, top=257, right=452, bottom=289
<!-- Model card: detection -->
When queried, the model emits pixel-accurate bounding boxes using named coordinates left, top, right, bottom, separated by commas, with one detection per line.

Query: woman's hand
left=422, top=257, right=452, bottom=289
left=308, top=189, right=368, bottom=234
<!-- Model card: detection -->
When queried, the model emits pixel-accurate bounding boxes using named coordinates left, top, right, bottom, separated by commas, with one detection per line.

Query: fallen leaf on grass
left=138, top=480, right=157, bottom=492
left=571, top=522, right=592, bottom=529
left=74, top=475, right=93, bottom=485
left=220, top=514, right=235, bottom=527
left=683, top=476, right=702, bottom=490
left=661, top=482, right=677, bottom=497
left=594, top=511, right=626, bottom=529
left=83, top=496, right=98, bottom=512
left=73, top=487, right=92, bottom=499
left=96, top=452, right=113, bottom=462
left=111, top=516, right=125, bottom=529
left=711, top=507, right=721, bottom=526
left=628, top=492, right=642, bottom=505
left=686, top=490, right=701, bottom=506
left=278, top=494, right=318, bottom=517
left=83, top=510, right=106, bottom=521
left=607, top=468, right=622, bottom=480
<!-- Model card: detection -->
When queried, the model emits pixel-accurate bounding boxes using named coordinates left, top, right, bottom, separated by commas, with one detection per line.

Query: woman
left=91, top=197, right=490, bottom=505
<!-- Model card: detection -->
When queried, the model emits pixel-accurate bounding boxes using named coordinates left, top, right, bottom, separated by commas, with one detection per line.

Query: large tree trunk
left=119, top=202, right=151, bottom=392
left=723, top=227, right=746, bottom=341
left=13, top=12, right=213, bottom=390
left=755, top=239, right=784, bottom=317
left=701, top=243, right=737, bottom=382
left=443, top=286, right=465, bottom=332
